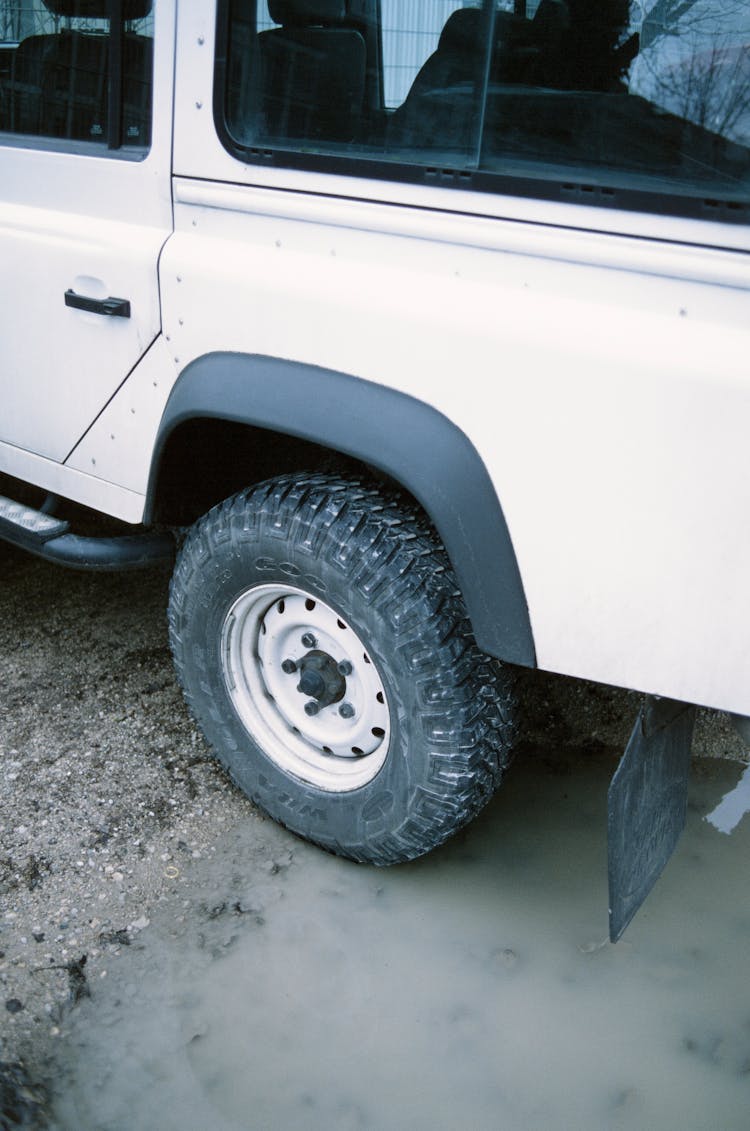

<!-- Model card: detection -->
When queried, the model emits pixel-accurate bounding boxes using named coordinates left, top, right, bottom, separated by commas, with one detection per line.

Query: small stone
left=5, top=998, right=24, bottom=1013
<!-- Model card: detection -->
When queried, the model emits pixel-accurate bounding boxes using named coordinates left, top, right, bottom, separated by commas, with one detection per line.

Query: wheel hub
left=220, top=585, right=391, bottom=791
left=294, top=649, right=346, bottom=709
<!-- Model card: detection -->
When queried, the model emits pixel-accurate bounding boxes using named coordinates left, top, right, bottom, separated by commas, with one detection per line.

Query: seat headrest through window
left=43, top=0, right=152, bottom=17
left=268, top=0, right=346, bottom=27
left=437, top=7, right=485, bottom=55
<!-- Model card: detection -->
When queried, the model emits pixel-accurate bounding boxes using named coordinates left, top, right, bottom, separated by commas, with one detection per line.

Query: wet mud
left=47, top=750, right=750, bottom=1131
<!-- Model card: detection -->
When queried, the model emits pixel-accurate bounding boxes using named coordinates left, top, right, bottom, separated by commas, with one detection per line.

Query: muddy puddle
left=48, top=749, right=750, bottom=1131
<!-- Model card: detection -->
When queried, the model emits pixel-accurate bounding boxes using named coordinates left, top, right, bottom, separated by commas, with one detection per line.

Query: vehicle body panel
left=160, top=186, right=750, bottom=714
left=0, top=0, right=174, bottom=463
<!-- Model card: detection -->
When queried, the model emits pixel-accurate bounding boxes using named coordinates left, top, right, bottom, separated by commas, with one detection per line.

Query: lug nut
left=281, top=659, right=297, bottom=674
left=337, top=660, right=353, bottom=677
left=301, top=632, right=317, bottom=649
left=339, top=702, right=355, bottom=719
left=304, top=701, right=320, bottom=717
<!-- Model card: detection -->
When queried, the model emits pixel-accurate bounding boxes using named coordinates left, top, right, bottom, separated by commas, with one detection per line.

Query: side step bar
left=0, top=494, right=174, bottom=571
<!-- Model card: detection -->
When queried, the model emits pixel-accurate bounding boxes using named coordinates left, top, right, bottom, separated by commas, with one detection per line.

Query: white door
left=0, top=0, right=173, bottom=463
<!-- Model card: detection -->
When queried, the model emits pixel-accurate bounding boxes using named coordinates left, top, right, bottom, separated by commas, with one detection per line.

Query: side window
left=223, top=0, right=488, bottom=172
left=478, top=0, right=750, bottom=211
left=0, top=0, right=153, bottom=150
left=219, top=1, right=750, bottom=220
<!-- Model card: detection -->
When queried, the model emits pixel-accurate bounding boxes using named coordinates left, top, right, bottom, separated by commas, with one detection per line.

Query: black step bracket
left=608, top=695, right=696, bottom=941
left=0, top=493, right=174, bottom=571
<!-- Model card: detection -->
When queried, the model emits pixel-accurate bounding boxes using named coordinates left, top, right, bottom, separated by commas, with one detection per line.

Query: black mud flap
left=607, top=696, right=696, bottom=941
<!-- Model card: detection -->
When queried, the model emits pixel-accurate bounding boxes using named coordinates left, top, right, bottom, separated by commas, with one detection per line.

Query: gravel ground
left=0, top=540, right=257, bottom=1122
left=0, top=536, right=747, bottom=1126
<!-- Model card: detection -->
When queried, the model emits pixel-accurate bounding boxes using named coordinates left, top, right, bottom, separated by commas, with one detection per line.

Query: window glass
left=0, top=0, right=153, bottom=149
left=221, top=1, right=750, bottom=216
left=224, top=0, right=487, bottom=172
left=381, top=0, right=471, bottom=108
left=479, top=1, right=750, bottom=204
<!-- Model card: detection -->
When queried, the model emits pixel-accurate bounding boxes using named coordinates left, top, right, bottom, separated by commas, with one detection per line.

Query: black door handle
left=64, top=289, right=131, bottom=318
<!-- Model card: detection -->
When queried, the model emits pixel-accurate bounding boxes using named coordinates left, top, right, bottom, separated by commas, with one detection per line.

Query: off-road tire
left=168, top=473, right=516, bottom=864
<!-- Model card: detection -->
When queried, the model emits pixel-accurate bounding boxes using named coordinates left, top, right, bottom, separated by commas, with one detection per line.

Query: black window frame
left=213, top=0, right=750, bottom=226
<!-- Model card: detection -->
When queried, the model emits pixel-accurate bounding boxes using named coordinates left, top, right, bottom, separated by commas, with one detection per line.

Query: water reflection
left=706, top=763, right=750, bottom=835
left=51, top=752, right=750, bottom=1131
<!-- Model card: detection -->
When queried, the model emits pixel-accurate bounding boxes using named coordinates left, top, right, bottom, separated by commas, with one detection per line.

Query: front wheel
left=168, top=474, right=515, bottom=864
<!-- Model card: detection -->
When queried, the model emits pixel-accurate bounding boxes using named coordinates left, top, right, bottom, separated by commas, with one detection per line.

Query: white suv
left=1, top=0, right=748, bottom=936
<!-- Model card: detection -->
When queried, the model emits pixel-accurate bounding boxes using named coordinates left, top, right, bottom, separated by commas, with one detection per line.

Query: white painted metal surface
left=0, top=437, right=148, bottom=522
left=65, top=337, right=175, bottom=499
left=0, top=0, right=175, bottom=462
left=157, top=175, right=750, bottom=715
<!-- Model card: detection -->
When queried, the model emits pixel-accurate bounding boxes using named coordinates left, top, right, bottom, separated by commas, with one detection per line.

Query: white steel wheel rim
left=220, top=584, right=391, bottom=792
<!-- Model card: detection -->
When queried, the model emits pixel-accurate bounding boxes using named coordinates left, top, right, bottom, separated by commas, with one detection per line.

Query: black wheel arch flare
left=147, top=353, right=535, bottom=668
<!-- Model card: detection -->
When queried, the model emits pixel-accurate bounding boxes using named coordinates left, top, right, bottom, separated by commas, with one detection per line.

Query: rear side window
left=218, top=0, right=750, bottom=222
left=0, top=0, right=153, bottom=150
